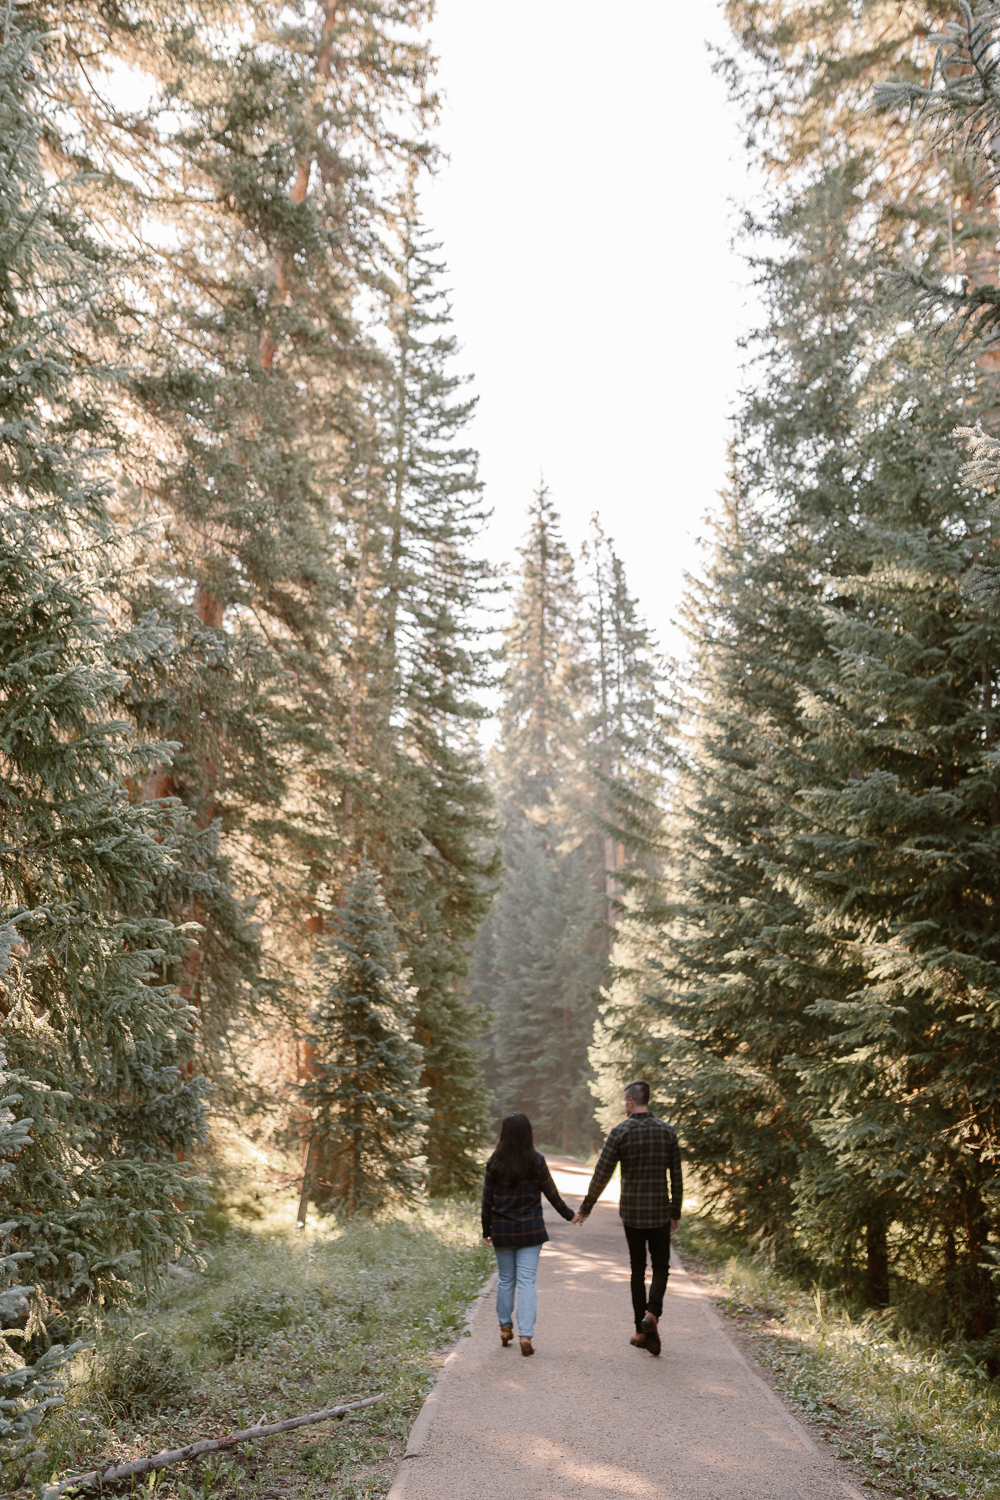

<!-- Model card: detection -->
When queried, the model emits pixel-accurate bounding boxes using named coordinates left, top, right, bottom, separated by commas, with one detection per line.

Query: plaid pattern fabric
left=481, top=1152, right=574, bottom=1248
left=581, top=1113, right=682, bottom=1228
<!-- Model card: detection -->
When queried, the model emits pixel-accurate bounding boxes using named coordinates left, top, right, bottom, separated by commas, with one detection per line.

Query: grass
left=28, top=1139, right=1000, bottom=1500
left=14, top=1164, right=492, bottom=1500
left=679, top=1202, right=1000, bottom=1500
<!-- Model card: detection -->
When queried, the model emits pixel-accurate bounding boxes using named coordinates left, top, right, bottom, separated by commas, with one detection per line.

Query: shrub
left=208, top=1287, right=300, bottom=1361
left=89, top=1333, right=195, bottom=1417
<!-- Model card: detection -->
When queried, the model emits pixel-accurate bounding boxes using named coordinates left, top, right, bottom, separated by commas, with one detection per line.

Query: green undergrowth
left=15, top=1199, right=492, bottom=1500
left=678, top=1207, right=1000, bottom=1500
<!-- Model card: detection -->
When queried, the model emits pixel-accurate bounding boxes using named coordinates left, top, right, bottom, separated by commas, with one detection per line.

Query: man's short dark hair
left=624, top=1080, right=650, bottom=1107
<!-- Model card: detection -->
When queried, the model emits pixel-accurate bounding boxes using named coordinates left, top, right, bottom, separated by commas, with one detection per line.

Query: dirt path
left=390, top=1160, right=866, bottom=1500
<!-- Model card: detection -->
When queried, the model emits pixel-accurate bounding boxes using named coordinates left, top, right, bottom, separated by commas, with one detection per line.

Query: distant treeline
left=471, top=493, right=670, bottom=1157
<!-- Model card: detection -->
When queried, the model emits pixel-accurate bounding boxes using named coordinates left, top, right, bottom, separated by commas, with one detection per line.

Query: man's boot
left=641, top=1311, right=661, bottom=1356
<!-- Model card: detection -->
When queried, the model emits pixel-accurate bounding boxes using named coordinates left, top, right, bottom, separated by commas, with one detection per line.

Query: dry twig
left=41, top=1392, right=388, bottom=1496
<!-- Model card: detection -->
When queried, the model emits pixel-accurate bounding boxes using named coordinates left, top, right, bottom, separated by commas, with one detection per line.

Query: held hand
left=671, top=1219, right=680, bottom=1235
left=571, top=1211, right=589, bottom=1225
left=483, top=1236, right=492, bottom=1245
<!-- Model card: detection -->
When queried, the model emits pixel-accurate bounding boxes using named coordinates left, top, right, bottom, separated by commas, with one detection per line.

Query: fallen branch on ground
left=42, top=1392, right=388, bottom=1496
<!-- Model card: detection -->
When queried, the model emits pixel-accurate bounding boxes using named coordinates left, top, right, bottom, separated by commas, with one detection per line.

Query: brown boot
left=519, top=1336, right=534, bottom=1357
left=630, top=1331, right=647, bottom=1348
left=500, top=1325, right=514, bottom=1347
left=641, top=1311, right=661, bottom=1357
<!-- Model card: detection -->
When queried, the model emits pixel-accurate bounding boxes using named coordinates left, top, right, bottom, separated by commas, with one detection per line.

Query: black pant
left=624, top=1223, right=671, bottom=1330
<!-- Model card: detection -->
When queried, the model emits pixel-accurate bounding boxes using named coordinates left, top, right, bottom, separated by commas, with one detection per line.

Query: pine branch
left=42, top=1394, right=387, bottom=1496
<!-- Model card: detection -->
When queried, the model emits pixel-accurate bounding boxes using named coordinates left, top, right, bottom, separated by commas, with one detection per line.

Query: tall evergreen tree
left=474, top=503, right=670, bottom=1154
left=29, top=0, right=498, bottom=1187
left=112, top=0, right=429, bottom=1054
left=100, top=4, right=499, bottom=1185
left=581, top=5, right=1000, bottom=1340
left=472, top=491, right=601, bottom=1152
left=299, top=864, right=427, bottom=1218
left=724, top=4, right=952, bottom=174
left=583, top=518, right=672, bottom=930
left=377, top=199, right=497, bottom=1193
left=0, top=0, right=521, bottom=1231
left=0, top=5, right=206, bottom=1303
left=582, top=522, right=674, bottom=1133
left=715, top=0, right=1000, bottom=1333
left=498, top=487, right=588, bottom=818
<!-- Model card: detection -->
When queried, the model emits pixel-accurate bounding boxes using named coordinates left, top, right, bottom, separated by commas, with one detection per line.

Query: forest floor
left=19, top=1140, right=1000, bottom=1500
left=18, top=1121, right=492, bottom=1500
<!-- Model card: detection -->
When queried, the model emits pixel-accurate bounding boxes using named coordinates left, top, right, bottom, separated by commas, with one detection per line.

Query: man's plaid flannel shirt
left=580, top=1112, right=682, bottom=1228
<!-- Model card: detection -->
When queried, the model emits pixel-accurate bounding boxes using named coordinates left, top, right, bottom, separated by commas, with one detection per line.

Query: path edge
left=385, top=1269, right=497, bottom=1500
left=671, top=1251, right=866, bottom=1500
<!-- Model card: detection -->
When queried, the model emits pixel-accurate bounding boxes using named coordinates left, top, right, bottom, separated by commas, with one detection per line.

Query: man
left=573, top=1080, right=682, bottom=1356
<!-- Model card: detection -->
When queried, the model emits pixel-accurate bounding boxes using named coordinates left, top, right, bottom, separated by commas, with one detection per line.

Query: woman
left=481, top=1112, right=574, bottom=1356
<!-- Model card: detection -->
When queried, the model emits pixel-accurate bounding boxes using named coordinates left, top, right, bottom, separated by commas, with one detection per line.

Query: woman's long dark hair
left=486, top=1112, right=540, bottom=1185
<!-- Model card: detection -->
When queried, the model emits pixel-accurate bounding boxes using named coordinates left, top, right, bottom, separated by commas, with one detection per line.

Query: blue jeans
left=494, top=1244, right=542, bottom=1337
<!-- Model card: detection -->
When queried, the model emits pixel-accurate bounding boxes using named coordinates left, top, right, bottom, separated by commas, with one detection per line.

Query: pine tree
left=498, top=487, right=588, bottom=818
left=378, top=198, right=497, bottom=1193
left=724, top=3, right=953, bottom=177
left=772, top=341, right=1000, bottom=1333
left=874, top=4, right=1000, bottom=612
left=703, top=0, right=1000, bottom=1334
left=582, top=522, right=674, bottom=1134
left=584, top=6, right=1000, bottom=1323
left=113, top=0, right=423, bottom=1049
left=6, top=0, right=507, bottom=1213
left=119, top=3, right=498, bottom=1187
left=0, top=6, right=206, bottom=1303
left=299, top=864, right=428, bottom=1218
left=472, top=491, right=601, bottom=1153
left=583, top=518, right=672, bottom=931
left=660, top=165, right=893, bottom=1257
left=0, top=1037, right=82, bottom=1480
left=633, top=483, right=828, bottom=1251
left=473, top=502, right=671, bottom=1154
left=775, top=2, right=1000, bottom=1333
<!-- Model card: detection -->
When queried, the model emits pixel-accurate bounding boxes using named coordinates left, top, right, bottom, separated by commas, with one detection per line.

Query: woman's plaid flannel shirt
left=481, top=1153, right=574, bottom=1248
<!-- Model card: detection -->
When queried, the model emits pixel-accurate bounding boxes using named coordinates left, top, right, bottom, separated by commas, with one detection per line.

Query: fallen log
left=42, top=1392, right=387, bottom=1496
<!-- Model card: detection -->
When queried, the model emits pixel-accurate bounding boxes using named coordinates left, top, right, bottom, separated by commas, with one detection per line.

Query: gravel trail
left=391, top=1159, right=867, bottom=1500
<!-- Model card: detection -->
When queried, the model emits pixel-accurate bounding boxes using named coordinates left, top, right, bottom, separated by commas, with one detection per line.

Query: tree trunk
left=963, top=1185, right=997, bottom=1348
left=865, top=1214, right=890, bottom=1307
left=296, top=1136, right=317, bottom=1227
left=341, top=533, right=370, bottom=868
left=143, top=580, right=223, bottom=1006
left=603, top=832, right=617, bottom=930
left=261, top=1, right=342, bottom=370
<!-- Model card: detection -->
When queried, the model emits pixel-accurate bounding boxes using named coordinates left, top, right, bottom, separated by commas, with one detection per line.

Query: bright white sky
left=420, top=0, right=762, bottom=661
